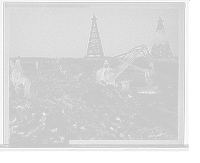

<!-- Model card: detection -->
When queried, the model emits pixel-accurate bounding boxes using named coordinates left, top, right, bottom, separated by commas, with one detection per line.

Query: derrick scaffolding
left=86, top=15, right=104, bottom=58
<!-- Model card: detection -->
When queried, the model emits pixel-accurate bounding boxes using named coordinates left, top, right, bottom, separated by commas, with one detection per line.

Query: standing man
left=35, top=59, right=39, bottom=71
left=14, top=57, right=23, bottom=85
left=9, top=59, right=20, bottom=93
left=9, top=59, right=15, bottom=88
left=10, top=59, right=31, bottom=98
left=53, top=58, right=60, bottom=68
left=15, top=58, right=23, bottom=73
left=32, top=59, right=44, bottom=81
left=57, top=64, right=66, bottom=78
left=103, top=59, right=110, bottom=67
left=12, top=58, right=31, bottom=99
left=53, top=58, right=61, bottom=74
left=18, top=74, right=31, bottom=99
left=56, top=58, right=61, bottom=67
left=10, top=59, right=15, bottom=71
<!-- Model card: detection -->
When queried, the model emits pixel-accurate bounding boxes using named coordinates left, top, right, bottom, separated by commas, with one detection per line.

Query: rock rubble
left=9, top=65, right=169, bottom=145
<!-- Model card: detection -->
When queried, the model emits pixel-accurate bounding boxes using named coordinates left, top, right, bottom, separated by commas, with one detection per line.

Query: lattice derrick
left=87, top=15, right=103, bottom=57
left=151, top=17, right=173, bottom=58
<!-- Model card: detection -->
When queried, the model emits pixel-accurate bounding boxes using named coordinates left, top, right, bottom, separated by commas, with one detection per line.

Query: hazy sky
left=5, top=3, right=185, bottom=58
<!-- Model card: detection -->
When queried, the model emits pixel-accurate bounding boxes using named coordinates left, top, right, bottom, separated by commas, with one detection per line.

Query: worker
left=53, top=58, right=61, bottom=68
left=13, top=57, right=23, bottom=83
left=35, top=59, right=39, bottom=71
left=103, top=59, right=110, bottom=67
left=144, top=72, right=153, bottom=87
left=145, top=54, right=154, bottom=69
left=12, top=58, right=31, bottom=99
left=57, top=58, right=61, bottom=67
left=10, top=59, right=15, bottom=71
left=55, top=58, right=61, bottom=66
left=57, top=64, right=66, bottom=77
left=54, top=58, right=61, bottom=74
left=12, top=67, right=31, bottom=99
left=9, top=59, right=15, bottom=88
left=32, top=59, right=44, bottom=81
left=104, top=67, right=115, bottom=80
left=9, top=59, right=20, bottom=93
left=15, top=58, right=23, bottom=73
left=18, top=74, right=31, bottom=99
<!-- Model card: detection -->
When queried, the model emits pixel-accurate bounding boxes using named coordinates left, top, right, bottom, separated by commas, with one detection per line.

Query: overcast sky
left=5, top=3, right=185, bottom=58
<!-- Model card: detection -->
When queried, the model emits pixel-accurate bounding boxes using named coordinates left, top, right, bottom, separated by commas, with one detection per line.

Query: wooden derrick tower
left=86, top=15, right=104, bottom=58
left=151, top=17, right=173, bottom=58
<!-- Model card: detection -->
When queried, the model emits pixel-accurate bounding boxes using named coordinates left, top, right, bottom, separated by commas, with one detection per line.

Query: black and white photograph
left=3, top=2, right=186, bottom=148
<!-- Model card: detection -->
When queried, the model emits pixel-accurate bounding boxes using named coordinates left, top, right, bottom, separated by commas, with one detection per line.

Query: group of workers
left=9, top=58, right=66, bottom=99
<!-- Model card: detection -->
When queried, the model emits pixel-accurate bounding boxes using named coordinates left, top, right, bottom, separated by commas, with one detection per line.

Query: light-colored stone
left=49, top=105, right=57, bottom=111
left=128, top=89, right=135, bottom=97
left=121, top=87, right=127, bottom=92
left=64, top=108, right=72, bottom=117
left=21, top=117, right=33, bottom=125
left=22, top=106, right=29, bottom=116
left=33, top=113, right=43, bottom=121
left=65, top=103, right=73, bottom=110
left=141, top=133, right=148, bottom=140
left=53, top=135, right=61, bottom=143
left=109, top=104, right=116, bottom=112
left=58, top=103, right=66, bottom=111
left=9, top=108, right=18, bottom=123
left=45, top=112, right=66, bottom=130
left=42, top=139, right=55, bottom=145
left=16, top=112, right=27, bottom=122
left=60, top=95, right=71, bottom=102
left=44, top=128, right=55, bottom=139
left=116, top=86, right=121, bottom=91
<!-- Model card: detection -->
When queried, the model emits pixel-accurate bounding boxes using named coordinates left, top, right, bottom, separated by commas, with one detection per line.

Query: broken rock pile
left=9, top=63, right=166, bottom=146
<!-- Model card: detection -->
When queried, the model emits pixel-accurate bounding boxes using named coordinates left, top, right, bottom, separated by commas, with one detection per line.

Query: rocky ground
left=9, top=59, right=178, bottom=146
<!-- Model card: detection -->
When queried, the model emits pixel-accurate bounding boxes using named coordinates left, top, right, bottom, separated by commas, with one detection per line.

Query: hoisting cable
left=107, top=51, right=131, bottom=60
left=95, top=51, right=131, bottom=82
left=108, top=45, right=141, bottom=68
left=107, top=45, right=141, bottom=60
left=111, top=53, right=128, bottom=68
left=95, top=45, right=144, bottom=83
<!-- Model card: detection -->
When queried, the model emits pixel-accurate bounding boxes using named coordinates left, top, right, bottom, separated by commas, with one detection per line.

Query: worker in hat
left=53, top=58, right=61, bottom=68
left=53, top=58, right=61, bottom=75
left=19, top=74, right=31, bottom=99
left=57, top=64, right=66, bottom=78
left=12, top=68, right=31, bottom=99
left=15, top=58, right=23, bottom=73
left=32, top=59, right=44, bottom=81
left=12, top=58, right=31, bottom=99
left=13, top=57, right=23, bottom=86
left=9, top=59, right=20, bottom=93
left=9, top=59, right=15, bottom=88
left=103, top=59, right=110, bottom=67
